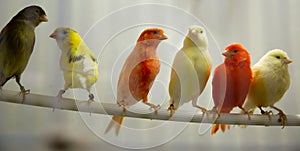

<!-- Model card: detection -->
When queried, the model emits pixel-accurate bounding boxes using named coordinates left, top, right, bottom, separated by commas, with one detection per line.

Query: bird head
left=185, top=25, right=208, bottom=48
left=262, top=49, right=292, bottom=67
left=13, top=5, right=48, bottom=27
left=137, top=28, right=168, bottom=46
left=223, top=44, right=251, bottom=64
left=49, top=27, right=83, bottom=51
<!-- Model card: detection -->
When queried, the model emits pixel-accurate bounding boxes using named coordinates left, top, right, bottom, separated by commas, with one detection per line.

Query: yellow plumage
left=243, top=49, right=291, bottom=127
left=168, top=26, right=211, bottom=114
left=50, top=27, right=98, bottom=105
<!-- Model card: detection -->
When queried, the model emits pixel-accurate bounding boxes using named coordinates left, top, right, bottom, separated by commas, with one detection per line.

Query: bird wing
left=187, top=48, right=212, bottom=94
left=63, top=43, right=98, bottom=77
left=212, top=64, right=226, bottom=109
left=169, top=49, right=201, bottom=107
left=0, top=21, right=35, bottom=85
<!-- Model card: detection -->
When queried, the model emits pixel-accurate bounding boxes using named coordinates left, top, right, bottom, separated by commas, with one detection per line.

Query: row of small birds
left=0, top=5, right=292, bottom=136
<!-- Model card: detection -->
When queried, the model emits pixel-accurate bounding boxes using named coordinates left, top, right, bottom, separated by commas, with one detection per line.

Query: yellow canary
left=243, top=49, right=292, bottom=127
left=50, top=27, right=98, bottom=108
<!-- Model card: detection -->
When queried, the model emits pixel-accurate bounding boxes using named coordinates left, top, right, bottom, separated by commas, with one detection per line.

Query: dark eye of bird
left=35, top=9, right=39, bottom=13
left=153, top=31, right=158, bottom=34
left=63, top=31, right=67, bottom=35
left=233, top=50, right=238, bottom=53
left=275, top=56, right=281, bottom=59
left=200, top=30, right=203, bottom=34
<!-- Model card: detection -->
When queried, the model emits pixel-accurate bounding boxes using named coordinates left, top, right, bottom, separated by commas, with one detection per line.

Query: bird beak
left=189, top=29, right=197, bottom=36
left=283, top=58, right=292, bottom=64
left=40, top=15, right=48, bottom=22
left=49, top=33, right=56, bottom=39
left=159, top=33, right=168, bottom=40
left=222, top=51, right=234, bottom=58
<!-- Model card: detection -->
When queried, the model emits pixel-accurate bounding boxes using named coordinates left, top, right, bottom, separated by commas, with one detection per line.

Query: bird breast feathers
left=251, top=63, right=290, bottom=105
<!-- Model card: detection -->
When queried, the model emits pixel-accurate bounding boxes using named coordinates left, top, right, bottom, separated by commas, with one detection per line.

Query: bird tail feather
left=211, top=124, right=230, bottom=134
left=105, top=116, right=124, bottom=135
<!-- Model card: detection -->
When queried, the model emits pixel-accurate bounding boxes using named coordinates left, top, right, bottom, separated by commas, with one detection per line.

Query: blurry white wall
left=0, top=0, right=299, bottom=150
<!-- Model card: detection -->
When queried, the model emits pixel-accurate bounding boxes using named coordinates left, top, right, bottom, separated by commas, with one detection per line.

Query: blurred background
left=0, top=0, right=299, bottom=150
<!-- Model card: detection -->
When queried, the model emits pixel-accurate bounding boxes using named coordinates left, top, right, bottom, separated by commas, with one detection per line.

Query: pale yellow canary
left=243, top=49, right=292, bottom=127
left=168, top=26, right=212, bottom=115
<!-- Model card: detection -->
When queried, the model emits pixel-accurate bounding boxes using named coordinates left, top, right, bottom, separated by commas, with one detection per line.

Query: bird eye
left=153, top=31, right=158, bottom=34
left=63, top=31, right=67, bottom=35
left=200, top=30, right=203, bottom=34
left=233, top=50, right=238, bottom=53
left=35, top=9, right=39, bottom=13
left=275, top=56, right=281, bottom=59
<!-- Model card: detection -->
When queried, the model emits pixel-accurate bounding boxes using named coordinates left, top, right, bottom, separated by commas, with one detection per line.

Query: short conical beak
left=49, top=33, right=56, bottom=39
left=222, top=51, right=234, bottom=58
left=283, top=58, right=292, bottom=64
left=189, top=29, right=197, bottom=36
left=159, top=33, right=168, bottom=40
left=40, top=15, right=48, bottom=22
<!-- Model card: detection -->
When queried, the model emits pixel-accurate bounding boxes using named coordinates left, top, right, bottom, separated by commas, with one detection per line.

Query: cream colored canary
left=168, top=26, right=212, bottom=115
left=243, top=49, right=291, bottom=127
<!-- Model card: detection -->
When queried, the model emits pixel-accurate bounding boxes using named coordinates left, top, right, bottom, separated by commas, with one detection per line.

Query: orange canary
left=105, top=28, right=168, bottom=135
left=211, top=44, right=252, bottom=134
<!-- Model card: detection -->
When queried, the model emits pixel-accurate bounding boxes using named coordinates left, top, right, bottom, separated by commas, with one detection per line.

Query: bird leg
left=142, top=97, right=161, bottom=112
left=167, top=100, right=176, bottom=117
left=270, top=105, right=287, bottom=129
left=191, top=97, right=207, bottom=113
left=87, top=93, right=95, bottom=116
left=258, top=106, right=273, bottom=122
left=239, top=106, right=251, bottom=120
left=57, top=89, right=65, bottom=99
left=53, top=89, right=66, bottom=112
left=88, top=93, right=95, bottom=105
left=122, top=107, right=127, bottom=116
left=207, top=107, right=220, bottom=119
left=16, top=76, right=30, bottom=103
left=116, top=101, right=128, bottom=114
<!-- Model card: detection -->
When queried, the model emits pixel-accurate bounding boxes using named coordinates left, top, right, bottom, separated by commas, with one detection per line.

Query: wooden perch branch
left=0, top=90, right=300, bottom=127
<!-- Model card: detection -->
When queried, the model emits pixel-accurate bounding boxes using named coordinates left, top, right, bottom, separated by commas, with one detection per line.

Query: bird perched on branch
left=0, top=5, right=48, bottom=102
left=105, top=28, right=168, bottom=135
left=242, top=49, right=291, bottom=128
left=211, top=44, right=252, bottom=134
left=168, top=26, right=211, bottom=116
left=50, top=27, right=98, bottom=111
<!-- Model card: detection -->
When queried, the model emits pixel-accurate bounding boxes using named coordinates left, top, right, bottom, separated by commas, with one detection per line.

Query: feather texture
left=211, top=44, right=252, bottom=134
left=168, top=26, right=211, bottom=113
left=50, top=27, right=98, bottom=103
left=105, top=28, right=167, bottom=135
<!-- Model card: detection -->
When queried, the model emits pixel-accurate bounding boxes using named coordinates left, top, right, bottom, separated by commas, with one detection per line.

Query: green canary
left=0, top=5, right=48, bottom=101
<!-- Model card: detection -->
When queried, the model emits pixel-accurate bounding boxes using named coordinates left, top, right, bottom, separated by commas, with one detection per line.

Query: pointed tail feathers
left=211, top=124, right=230, bottom=135
left=105, top=116, right=124, bottom=135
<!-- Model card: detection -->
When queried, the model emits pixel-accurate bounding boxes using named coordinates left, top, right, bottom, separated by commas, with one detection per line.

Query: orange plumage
left=211, top=44, right=252, bottom=134
left=105, top=28, right=168, bottom=135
